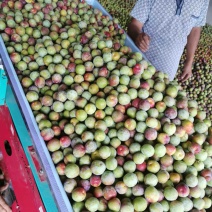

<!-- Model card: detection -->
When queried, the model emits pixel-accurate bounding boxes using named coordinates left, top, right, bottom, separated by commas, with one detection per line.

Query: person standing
left=128, top=0, right=209, bottom=81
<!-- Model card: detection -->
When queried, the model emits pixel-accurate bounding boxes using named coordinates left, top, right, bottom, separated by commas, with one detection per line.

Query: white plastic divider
left=0, top=1, right=147, bottom=211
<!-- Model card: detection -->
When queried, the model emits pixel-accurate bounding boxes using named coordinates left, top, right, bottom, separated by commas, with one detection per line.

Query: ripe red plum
left=90, top=175, right=102, bottom=187
left=103, top=186, right=117, bottom=200
left=72, top=187, right=86, bottom=202
left=176, top=183, right=190, bottom=197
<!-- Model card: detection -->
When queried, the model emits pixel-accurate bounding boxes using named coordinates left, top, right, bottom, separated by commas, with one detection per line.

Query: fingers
left=142, top=33, right=150, bottom=46
left=136, top=33, right=150, bottom=52
left=136, top=41, right=148, bottom=52
left=0, top=205, right=7, bottom=212
left=180, top=71, right=192, bottom=82
left=180, top=74, right=188, bottom=82
left=0, top=197, right=11, bottom=212
left=0, top=183, right=9, bottom=193
left=180, top=72, right=186, bottom=81
left=180, top=63, right=193, bottom=82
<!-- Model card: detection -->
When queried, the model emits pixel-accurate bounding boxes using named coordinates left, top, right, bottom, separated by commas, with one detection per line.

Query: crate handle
left=4, top=140, right=12, bottom=156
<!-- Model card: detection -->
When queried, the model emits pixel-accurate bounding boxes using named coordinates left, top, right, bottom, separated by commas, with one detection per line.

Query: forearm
left=185, top=27, right=201, bottom=65
left=128, top=18, right=143, bottom=42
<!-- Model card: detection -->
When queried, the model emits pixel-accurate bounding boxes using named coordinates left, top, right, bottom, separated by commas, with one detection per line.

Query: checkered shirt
left=130, top=0, right=209, bottom=80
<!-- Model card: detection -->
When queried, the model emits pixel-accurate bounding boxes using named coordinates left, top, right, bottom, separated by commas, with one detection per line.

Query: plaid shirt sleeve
left=130, top=0, right=155, bottom=24
left=194, top=0, right=210, bottom=27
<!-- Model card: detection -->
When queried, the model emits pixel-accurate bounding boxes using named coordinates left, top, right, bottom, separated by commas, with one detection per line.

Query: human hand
left=179, top=62, right=193, bottom=82
left=0, top=196, right=12, bottom=212
left=0, top=182, right=9, bottom=193
left=135, top=32, right=150, bottom=52
left=0, top=182, right=12, bottom=212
